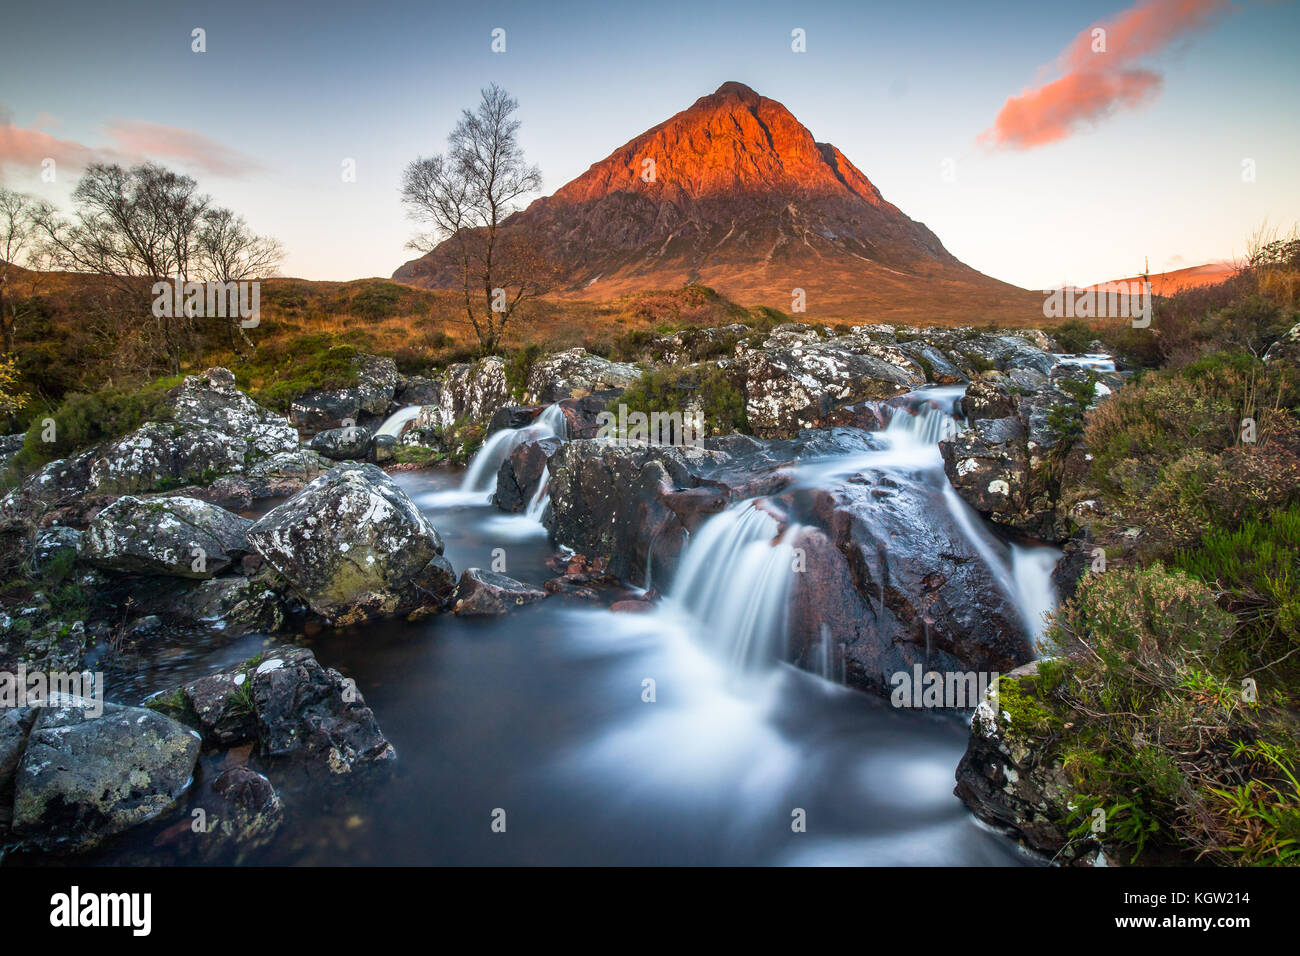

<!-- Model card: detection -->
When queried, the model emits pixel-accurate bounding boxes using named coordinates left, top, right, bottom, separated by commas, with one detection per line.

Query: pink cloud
left=0, top=106, right=259, bottom=179
left=101, top=119, right=259, bottom=177
left=981, top=0, right=1232, bottom=150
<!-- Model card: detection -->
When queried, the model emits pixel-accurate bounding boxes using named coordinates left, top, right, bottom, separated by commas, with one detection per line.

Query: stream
left=83, top=384, right=1055, bottom=867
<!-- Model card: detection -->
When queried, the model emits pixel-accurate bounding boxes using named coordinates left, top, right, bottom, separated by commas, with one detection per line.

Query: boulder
left=246, top=462, right=454, bottom=624
left=493, top=437, right=561, bottom=513
left=171, top=366, right=300, bottom=460
left=12, top=696, right=201, bottom=852
left=310, top=424, right=373, bottom=460
left=290, top=354, right=403, bottom=433
left=940, top=417, right=1029, bottom=516
left=433, top=356, right=509, bottom=431
left=250, top=645, right=396, bottom=777
left=452, top=568, right=547, bottom=616
left=369, top=434, right=396, bottom=463
left=158, top=670, right=259, bottom=747
left=244, top=449, right=331, bottom=499
left=80, top=495, right=253, bottom=578
left=782, top=478, right=1032, bottom=695
left=735, top=330, right=924, bottom=436
left=197, top=767, right=283, bottom=861
left=168, top=574, right=286, bottom=635
left=953, top=661, right=1082, bottom=860
left=524, top=349, right=642, bottom=403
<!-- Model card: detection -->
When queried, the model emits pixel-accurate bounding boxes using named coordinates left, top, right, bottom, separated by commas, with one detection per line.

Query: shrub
left=615, top=364, right=748, bottom=437
left=11, top=376, right=182, bottom=472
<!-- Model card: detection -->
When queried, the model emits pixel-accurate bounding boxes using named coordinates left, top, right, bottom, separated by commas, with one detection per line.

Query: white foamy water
left=375, top=404, right=423, bottom=438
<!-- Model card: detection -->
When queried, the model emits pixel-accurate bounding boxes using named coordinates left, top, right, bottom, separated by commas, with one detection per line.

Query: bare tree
left=195, top=207, right=284, bottom=353
left=401, top=84, right=549, bottom=354
left=0, top=187, right=43, bottom=353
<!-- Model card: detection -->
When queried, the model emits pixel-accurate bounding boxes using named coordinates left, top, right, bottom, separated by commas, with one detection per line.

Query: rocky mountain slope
left=395, top=82, right=1038, bottom=320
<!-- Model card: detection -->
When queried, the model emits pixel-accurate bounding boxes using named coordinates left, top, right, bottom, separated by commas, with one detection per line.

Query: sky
left=0, top=0, right=1296, bottom=291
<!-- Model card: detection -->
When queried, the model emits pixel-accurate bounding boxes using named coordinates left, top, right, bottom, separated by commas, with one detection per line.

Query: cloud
left=100, top=119, right=260, bottom=178
left=980, top=0, right=1231, bottom=150
left=0, top=106, right=260, bottom=179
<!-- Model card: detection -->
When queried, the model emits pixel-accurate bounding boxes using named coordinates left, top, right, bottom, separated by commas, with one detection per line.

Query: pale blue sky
left=1, top=0, right=1295, bottom=289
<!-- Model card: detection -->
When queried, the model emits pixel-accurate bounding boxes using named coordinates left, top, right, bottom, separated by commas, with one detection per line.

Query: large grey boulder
left=80, top=495, right=253, bottom=578
left=12, top=697, right=200, bottom=852
left=309, top=424, right=373, bottom=460
left=171, top=366, right=300, bottom=460
left=246, top=462, right=455, bottom=624
left=433, top=356, right=509, bottom=431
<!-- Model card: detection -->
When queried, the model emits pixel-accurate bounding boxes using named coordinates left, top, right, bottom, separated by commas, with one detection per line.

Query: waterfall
left=666, top=501, right=804, bottom=675
left=1010, top=544, right=1060, bottom=648
left=524, top=467, right=552, bottom=521
left=461, top=404, right=567, bottom=498
left=375, top=405, right=423, bottom=438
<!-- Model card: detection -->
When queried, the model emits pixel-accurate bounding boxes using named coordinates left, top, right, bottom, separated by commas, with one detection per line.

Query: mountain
left=394, top=81, right=1038, bottom=320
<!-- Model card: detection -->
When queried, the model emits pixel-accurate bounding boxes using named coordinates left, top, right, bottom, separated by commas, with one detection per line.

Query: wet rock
left=545, top=440, right=733, bottom=584
left=12, top=697, right=201, bottom=852
left=80, top=495, right=253, bottom=578
left=157, top=670, right=259, bottom=747
left=782, top=477, right=1033, bottom=695
left=953, top=661, right=1082, bottom=860
left=199, top=767, right=283, bottom=860
left=250, top=645, right=396, bottom=777
left=369, top=434, right=396, bottom=463
left=493, top=436, right=561, bottom=512
left=524, top=348, right=642, bottom=404
left=940, top=417, right=1029, bottom=515
left=452, top=568, right=547, bottom=616
left=310, top=424, right=373, bottom=460
left=246, top=462, right=455, bottom=624
left=169, top=574, right=286, bottom=635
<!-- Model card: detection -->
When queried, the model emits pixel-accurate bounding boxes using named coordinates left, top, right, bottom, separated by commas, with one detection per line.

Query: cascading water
left=461, top=404, right=567, bottom=498
left=792, top=384, right=1062, bottom=651
left=374, top=404, right=423, bottom=438
left=665, top=501, right=804, bottom=676
left=1010, top=544, right=1060, bottom=647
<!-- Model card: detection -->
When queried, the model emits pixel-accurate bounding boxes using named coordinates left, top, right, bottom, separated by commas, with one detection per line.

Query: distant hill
left=1086, top=262, right=1239, bottom=295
